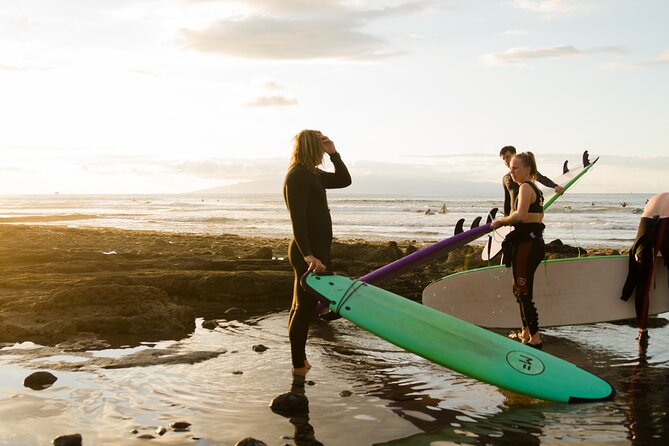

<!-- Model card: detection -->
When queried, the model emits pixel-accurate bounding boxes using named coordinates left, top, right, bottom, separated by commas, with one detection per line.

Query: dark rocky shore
left=0, top=224, right=622, bottom=349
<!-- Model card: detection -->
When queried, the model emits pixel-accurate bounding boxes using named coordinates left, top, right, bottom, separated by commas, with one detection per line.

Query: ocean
left=0, top=192, right=652, bottom=249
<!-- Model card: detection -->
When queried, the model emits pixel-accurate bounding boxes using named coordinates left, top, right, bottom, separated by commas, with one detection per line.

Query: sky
left=0, top=0, right=667, bottom=195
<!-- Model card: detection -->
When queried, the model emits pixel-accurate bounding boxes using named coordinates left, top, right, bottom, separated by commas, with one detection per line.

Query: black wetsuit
left=283, top=152, right=351, bottom=368
left=503, top=181, right=545, bottom=336
left=503, top=171, right=557, bottom=216
left=621, top=216, right=669, bottom=330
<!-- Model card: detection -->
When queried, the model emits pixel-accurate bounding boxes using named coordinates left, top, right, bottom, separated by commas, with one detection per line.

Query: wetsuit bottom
left=623, top=217, right=669, bottom=330
left=288, top=240, right=328, bottom=369
left=511, top=237, right=545, bottom=336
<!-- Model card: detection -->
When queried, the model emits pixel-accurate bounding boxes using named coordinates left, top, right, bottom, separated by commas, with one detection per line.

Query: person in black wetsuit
left=499, top=146, right=564, bottom=216
left=283, top=129, right=351, bottom=376
left=492, top=152, right=545, bottom=348
left=621, top=192, right=669, bottom=343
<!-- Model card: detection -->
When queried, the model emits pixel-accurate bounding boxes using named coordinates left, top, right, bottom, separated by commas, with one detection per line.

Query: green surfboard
left=302, top=272, right=614, bottom=403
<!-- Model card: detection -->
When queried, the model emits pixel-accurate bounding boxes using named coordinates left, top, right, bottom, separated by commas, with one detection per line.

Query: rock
left=31, top=284, right=195, bottom=345
left=170, top=421, right=191, bottom=431
left=193, top=271, right=292, bottom=302
left=546, top=239, right=582, bottom=258
left=340, top=390, right=353, bottom=397
left=97, top=349, right=226, bottom=369
left=224, top=307, right=248, bottom=318
left=214, top=245, right=236, bottom=258
left=252, top=344, right=268, bottom=352
left=24, top=371, right=57, bottom=390
left=270, top=392, right=309, bottom=416
left=52, top=434, right=82, bottom=446
left=137, top=434, right=155, bottom=439
left=331, top=242, right=402, bottom=263
left=156, top=426, right=167, bottom=436
left=244, top=246, right=273, bottom=260
left=57, top=333, right=111, bottom=351
left=201, top=319, right=219, bottom=330
left=405, top=245, right=418, bottom=255
left=387, top=241, right=404, bottom=259
left=235, top=438, right=268, bottom=446
left=232, top=370, right=243, bottom=375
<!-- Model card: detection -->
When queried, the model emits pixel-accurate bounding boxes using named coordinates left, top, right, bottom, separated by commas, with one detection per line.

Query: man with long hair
left=283, top=130, right=351, bottom=375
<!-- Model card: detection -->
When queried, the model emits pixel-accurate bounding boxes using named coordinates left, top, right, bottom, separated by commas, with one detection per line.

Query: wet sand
left=3, top=224, right=666, bottom=445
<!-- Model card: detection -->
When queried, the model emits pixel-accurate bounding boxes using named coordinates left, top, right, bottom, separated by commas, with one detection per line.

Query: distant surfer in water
left=284, top=130, right=351, bottom=375
left=499, top=146, right=564, bottom=216
left=492, top=152, right=545, bottom=348
left=621, top=192, right=669, bottom=342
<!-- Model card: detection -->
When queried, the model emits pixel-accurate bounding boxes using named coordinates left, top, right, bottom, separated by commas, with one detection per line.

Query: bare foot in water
left=523, top=332, right=543, bottom=349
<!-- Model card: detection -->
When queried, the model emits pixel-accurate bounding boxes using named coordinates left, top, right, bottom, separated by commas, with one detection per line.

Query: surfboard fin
left=454, top=218, right=464, bottom=235
left=583, top=150, right=590, bottom=167
left=486, top=208, right=498, bottom=224
left=563, top=160, right=569, bottom=174
left=470, top=216, right=482, bottom=229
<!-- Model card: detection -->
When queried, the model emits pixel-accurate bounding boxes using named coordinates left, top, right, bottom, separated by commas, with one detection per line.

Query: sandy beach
left=4, top=224, right=667, bottom=446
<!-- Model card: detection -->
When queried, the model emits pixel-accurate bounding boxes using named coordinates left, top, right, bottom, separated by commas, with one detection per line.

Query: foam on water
left=0, top=192, right=652, bottom=247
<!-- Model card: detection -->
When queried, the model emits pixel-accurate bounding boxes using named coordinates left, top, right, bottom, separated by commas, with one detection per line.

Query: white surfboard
left=423, top=255, right=669, bottom=328
left=481, top=225, right=512, bottom=261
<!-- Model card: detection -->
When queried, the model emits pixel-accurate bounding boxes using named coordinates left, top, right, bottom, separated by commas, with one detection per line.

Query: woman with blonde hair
left=492, top=152, right=545, bottom=348
left=283, top=130, right=351, bottom=375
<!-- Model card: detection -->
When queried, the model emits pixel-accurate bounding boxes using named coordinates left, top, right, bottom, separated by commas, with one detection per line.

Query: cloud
left=260, top=80, right=285, bottom=90
left=245, top=78, right=298, bottom=107
left=170, top=157, right=286, bottom=180
left=0, top=64, right=21, bottom=72
left=501, top=30, right=529, bottom=37
left=483, top=45, right=623, bottom=65
left=180, top=1, right=433, bottom=60
left=512, top=0, right=600, bottom=19
left=0, top=64, right=48, bottom=72
left=603, top=49, right=669, bottom=70
left=246, top=94, right=298, bottom=107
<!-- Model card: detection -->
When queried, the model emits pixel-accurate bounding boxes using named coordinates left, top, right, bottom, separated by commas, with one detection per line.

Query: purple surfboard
left=359, top=223, right=493, bottom=284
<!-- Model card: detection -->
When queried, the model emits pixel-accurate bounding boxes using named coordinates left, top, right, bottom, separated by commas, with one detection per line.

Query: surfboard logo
left=506, top=351, right=545, bottom=376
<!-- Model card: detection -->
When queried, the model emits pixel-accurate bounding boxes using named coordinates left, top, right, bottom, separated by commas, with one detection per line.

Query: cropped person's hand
left=320, top=133, right=336, bottom=155
left=304, top=255, right=327, bottom=273
left=554, top=185, right=565, bottom=195
left=491, top=218, right=505, bottom=230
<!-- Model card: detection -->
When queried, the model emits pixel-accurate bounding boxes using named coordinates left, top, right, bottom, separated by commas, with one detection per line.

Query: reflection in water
left=272, top=375, right=323, bottom=446
left=323, top=320, right=667, bottom=445
left=1, top=312, right=669, bottom=444
left=361, top=365, right=544, bottom=446
left=624, top=341, right=669, bottom=445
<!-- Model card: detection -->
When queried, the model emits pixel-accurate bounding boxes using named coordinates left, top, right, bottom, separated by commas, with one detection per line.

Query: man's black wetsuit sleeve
left=319, top=152, right=352, bottom=189
left=536, top=171, right=558, bottom=189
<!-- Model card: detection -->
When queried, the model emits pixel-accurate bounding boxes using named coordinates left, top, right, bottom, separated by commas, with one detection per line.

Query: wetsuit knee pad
left=513, top=277, right=529, bottom=302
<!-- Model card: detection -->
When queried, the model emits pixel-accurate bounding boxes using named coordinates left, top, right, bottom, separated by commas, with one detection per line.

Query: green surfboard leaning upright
left=302, top=272, right=614, bottom=403
left=543, top=155, right=599, bottom=210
